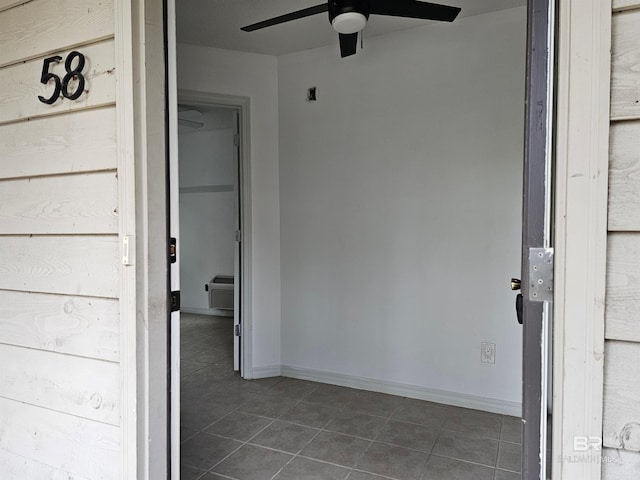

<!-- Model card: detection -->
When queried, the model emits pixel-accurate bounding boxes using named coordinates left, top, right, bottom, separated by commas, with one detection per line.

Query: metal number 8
left=61, top=51, right=86, bottom=101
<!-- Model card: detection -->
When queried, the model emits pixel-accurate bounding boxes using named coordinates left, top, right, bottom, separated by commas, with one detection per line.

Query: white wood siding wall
left=603, top=1, right=640, bottom=478
left=0, top=1, right=121, bottom=478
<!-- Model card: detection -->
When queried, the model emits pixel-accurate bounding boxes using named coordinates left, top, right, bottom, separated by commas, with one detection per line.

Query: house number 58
left=38, top=51, right=86, bottom=105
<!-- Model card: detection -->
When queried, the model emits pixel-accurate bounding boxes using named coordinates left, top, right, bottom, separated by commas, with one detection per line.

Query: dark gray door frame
left=522, top=0, right=555, bottom=479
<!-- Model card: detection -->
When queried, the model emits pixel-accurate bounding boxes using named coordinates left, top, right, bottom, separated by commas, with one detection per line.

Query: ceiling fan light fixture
left=331, top=11, right=367, bottom=34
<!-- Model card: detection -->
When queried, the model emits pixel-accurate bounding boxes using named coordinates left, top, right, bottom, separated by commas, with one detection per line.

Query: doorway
left=171, top=93, right=252, bottom=478
left=168, top=4, right=553, bottom=480
left=177, top=103, right=242, bottom=372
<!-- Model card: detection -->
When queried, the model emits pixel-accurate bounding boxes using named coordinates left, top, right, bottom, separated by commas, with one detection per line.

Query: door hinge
left=528, top=247, right=554, bottom=302
left=233, top=134, right=240, bottom=147
left=170, top=291, right=181, bottom=312
left=235, top=230, right=242, bottom=242
left=234, top=324, right=241, bottom=337
left=169, top=237, right=177, bottom=264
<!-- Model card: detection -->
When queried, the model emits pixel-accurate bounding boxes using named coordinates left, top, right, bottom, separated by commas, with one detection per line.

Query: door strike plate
left=169, top=237, right=177, bottom=264
left=528, top=248, right=554, bottom=302
left=170, top=291, right=181, bottom=312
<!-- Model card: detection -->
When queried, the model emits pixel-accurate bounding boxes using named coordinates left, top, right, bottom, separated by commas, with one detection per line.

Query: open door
left=166, top=0, right=180, bottom=478
left=233, top=110, right=242, bottom=373
left=518, top=0, right=556, bottom=478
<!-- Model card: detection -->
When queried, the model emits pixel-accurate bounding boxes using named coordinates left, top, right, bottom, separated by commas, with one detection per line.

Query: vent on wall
left=205, top=275, right=234, bottom=310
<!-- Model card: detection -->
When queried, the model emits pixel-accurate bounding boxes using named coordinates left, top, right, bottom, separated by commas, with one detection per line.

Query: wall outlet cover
left=481, top=342, right=496, bottom=364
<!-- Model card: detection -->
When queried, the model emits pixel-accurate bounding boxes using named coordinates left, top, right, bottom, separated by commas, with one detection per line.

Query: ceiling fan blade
left=339, top=33, right=358, bottom=58
left=369, top=0, right=461, bottom=22
left=241, top=4, right=328, bottom=32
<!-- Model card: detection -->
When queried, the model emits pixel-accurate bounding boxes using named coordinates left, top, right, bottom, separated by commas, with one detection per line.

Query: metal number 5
left=37, top=55, right=63, bottom=104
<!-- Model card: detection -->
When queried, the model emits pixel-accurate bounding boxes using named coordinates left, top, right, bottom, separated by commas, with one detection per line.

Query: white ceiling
left=176, top=0, right=526, bottom=56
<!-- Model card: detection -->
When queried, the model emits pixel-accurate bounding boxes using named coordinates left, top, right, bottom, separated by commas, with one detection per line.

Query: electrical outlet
left=481, top=342, right=496, bottom=364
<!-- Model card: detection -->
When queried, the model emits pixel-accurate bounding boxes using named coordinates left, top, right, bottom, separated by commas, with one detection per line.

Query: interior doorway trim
left=177, top=90, right=254, bottom=377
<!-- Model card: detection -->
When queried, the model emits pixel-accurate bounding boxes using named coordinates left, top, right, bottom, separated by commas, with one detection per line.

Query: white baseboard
left=248, top=365, right=282, bottom=379
left=280, top=365, right=522, bottom=417
left=181, top=307, right=233, bottom=318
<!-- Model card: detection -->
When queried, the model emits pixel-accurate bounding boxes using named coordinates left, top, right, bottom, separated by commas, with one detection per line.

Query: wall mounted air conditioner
left=205, top=275, right=234, bottom=310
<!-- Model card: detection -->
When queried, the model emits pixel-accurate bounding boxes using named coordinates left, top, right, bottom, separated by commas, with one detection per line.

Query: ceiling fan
left=241, top=0, right=461, bottom=58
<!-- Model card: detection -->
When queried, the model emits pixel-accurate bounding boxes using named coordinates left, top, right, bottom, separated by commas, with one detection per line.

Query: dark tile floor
left=180, top=314, right=522, bottom=480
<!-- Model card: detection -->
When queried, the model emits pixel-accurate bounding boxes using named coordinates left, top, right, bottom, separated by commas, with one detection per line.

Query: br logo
left=573, top=436, right=602, bottom=451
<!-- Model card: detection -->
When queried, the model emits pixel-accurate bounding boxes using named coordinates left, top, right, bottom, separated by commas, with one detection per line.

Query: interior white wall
left=178, top=108, right=235, bottom=315
left=177, top=44, right=281, bottom=371
left=278, top=7, right=526, bottom=406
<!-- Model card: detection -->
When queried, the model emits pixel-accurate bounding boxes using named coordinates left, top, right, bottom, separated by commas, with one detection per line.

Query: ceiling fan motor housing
left=329, top=0, right=370, bottom=33
left=328, top=0, right=370, bottom=20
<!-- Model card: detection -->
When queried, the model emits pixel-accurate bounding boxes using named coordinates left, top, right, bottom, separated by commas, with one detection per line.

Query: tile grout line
left=352, top=401, right=403, bottom=480
left=418, top=414, right=447, bottom=480
left=264, top=385, right=330, bottom=480
left=422, top=406, right=509, bottom=478
left=270, top=390, right=401, bottom=479
left=203, top=381, right=322, bottom=479
left=202, top=411, right=281, bottom=477
left=266, top=388, right=366, bottom=479
left=428, top=451, right=502, bottom=470
left=496, top=416, right=505, bottom=470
